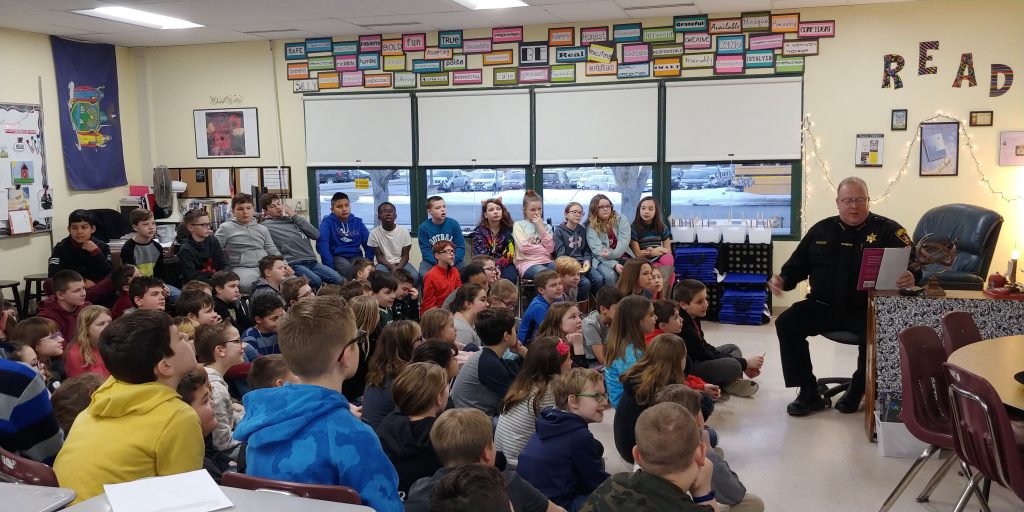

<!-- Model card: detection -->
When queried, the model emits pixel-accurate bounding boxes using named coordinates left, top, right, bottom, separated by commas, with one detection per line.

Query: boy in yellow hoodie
left=55, top=310, right=204, bottom=504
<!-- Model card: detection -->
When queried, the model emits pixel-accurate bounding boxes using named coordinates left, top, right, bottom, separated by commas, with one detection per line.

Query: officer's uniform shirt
left=779, top=213, right=916, bottom=313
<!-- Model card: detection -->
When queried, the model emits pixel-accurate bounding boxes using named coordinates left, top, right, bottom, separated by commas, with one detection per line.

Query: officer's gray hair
left=837, top=176, right=869, bottom=197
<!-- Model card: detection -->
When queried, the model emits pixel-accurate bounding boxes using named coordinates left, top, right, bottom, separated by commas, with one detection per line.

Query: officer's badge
left=865, top=233, right=877, bottom=244
left=895, top=228, right=912, bottom=246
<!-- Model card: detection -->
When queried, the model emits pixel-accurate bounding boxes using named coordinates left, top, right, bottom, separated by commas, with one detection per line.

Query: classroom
left=1, top=0, right=1022, bottom=510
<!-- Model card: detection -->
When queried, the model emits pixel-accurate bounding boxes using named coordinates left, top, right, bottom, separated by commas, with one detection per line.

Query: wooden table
left=865, top=290, right=1024, bottom=440
left=948, top=335, right=1024, bottom=412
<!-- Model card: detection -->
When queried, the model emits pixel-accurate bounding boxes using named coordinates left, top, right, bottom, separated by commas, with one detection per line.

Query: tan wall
left=0, top=28, right=143, bottom=283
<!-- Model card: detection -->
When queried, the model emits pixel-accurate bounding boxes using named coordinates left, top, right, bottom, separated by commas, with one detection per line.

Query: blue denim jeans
left=522, top=262, right=556, bottom=280
left=291, top=260, right=344, bottom=288
left=375, top=263, right=419, bottom=285
left=592, top=263, right=619, bottom=289
left=576, top=274, right=592, bottom=301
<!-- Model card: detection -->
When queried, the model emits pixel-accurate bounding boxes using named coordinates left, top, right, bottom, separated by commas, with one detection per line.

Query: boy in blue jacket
left=317, top=192, right=373, bottom=280
left=417, top=196, right=466, bottom=276
left=518, top=269, right=563, bottom=345
left=233, top=295, right=402, bottom=512
left=517, top=367, right=610, bottom=511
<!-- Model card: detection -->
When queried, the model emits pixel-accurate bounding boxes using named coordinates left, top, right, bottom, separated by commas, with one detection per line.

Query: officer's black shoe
left=835, top=386, right=865, bottom=414
left=786, top=387, right=829, bottom=416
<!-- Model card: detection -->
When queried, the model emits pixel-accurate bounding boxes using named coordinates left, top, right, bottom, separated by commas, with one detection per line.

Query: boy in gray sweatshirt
left=214, top=193, right=280, bottom=292
left=260, top=193, right=342, bottom=289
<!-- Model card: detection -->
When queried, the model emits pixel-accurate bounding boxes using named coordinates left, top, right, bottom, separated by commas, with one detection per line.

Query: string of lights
left=800, top=113, right=1024, bottom=216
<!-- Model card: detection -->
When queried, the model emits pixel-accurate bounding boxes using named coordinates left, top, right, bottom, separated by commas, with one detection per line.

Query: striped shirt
left=494, top=388, right=555, bottom=470
left=0, top=359, right=63, bottom=464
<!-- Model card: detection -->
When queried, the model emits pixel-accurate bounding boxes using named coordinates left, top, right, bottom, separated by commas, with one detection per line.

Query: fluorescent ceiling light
left=452, top=0, right=528, bottom=10
left=72, top=6, right=203, bottom=30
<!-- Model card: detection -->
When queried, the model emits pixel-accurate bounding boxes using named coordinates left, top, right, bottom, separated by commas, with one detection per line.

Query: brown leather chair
left=0, top=446, right=59, bottom=487
left=221, top=472, right=362, bottom=505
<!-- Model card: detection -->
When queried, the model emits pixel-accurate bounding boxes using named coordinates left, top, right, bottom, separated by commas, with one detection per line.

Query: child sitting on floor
left=233, top=295, right=402, bottom=512
left=54, top=311, right=203, bottom=504
left=675, top=279, right=763, bottom=398
left=517, top=367, right=610, bottom=510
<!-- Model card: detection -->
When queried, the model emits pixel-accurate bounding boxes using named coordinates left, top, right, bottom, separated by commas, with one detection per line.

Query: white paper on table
left=210, top=168, right=232, bottom=197
left=238, top=167, right=260, bottom=194
left=103, top=469, right=233, bottom=512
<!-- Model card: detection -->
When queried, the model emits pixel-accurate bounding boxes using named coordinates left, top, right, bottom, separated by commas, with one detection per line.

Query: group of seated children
left=0, top=190, right=775, bottom=512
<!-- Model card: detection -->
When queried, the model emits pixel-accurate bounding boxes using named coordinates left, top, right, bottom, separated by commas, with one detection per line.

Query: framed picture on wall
left=919, top=122, right=959, bottom=176
left=194, top=108, right=260, bottom=159
left=891, top=109, right=907, bottom=131
left=969, top=111, right=993, bottom=127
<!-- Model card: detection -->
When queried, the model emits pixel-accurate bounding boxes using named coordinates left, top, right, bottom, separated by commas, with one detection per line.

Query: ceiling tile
left=7, top=0, right=110, bottom=11
left=371, top=0, right=469, bottom=15
left=273, top=18, right=373, bottom=37
left=543, top=1, right=628, bottom=22
left=771, top=0, right=845, bottom=8
left=622, top=6, right=699, bottom=17
left=614, top=0, right=693, bottom=7
left=404, top=11, right=493, bottom=30
left=287, top=0, right=395, bottom=18
left=137, top=0, right=323, bottom=27
left=475, top=5, right=560, bottom=26
left=693, top=0, right=770, bottom=15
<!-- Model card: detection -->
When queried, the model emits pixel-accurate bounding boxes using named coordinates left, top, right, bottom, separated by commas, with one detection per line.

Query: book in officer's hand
left=857, top=246, right=911, bottom=291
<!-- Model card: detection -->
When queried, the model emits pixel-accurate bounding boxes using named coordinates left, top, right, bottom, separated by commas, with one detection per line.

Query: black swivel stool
left=816, top=330, right=861, bottom=400
left=518, top=278, right=536, bottom=317
left=0, top=280, right=25, bottom=319
left=23, top=273, right=48, bottom=316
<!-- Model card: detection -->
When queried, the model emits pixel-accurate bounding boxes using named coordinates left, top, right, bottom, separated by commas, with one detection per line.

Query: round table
left=947, top=335, right=1024, bottom=411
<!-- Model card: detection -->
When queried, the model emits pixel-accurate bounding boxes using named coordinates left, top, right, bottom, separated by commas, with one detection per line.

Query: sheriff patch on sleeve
left=896, top=228, right=912, bottom=246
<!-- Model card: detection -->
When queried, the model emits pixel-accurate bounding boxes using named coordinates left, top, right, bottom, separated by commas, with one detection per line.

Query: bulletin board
left=169, top=166, right=292, bottom=199
left=0, top=102, right=52, bottom=236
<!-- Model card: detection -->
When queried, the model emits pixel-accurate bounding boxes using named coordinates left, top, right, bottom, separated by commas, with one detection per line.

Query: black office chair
left=912, top=204, right=1003, bottom=291
left=816, top=330, right=861, bottom=401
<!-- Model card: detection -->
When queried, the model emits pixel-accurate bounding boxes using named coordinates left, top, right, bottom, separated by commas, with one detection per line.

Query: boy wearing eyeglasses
left=178, top=208, right=226, bottom=284
left=234, top=296, right=403, bottom=512
left=421, top=240, right=462, bottom=316
left=195, top=322, right=245, bottom=456
left=516, top=367, right=610, bottom=510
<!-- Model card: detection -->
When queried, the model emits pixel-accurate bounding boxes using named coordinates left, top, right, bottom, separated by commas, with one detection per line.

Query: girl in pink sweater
left=513, top=191, right=556, bottom=280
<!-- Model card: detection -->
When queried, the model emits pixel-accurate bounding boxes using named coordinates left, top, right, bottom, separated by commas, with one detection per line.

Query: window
left=541, top=165, right=653, bottom=226
left=668, top=162, right=795, bottom=236
left=423, top=168, right=527, bottom=229
left=315, top=168, right=411, bottom=230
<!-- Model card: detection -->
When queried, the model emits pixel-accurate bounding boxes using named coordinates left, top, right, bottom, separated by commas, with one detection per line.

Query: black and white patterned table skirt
left=874, top=295, right=1024, bottom=400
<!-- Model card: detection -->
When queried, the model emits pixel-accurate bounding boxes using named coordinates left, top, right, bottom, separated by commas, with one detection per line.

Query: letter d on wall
left=990, top=64, right=1014, bottom=97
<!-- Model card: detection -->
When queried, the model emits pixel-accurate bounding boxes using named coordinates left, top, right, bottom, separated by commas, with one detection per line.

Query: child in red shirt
left=421, top=240, right=462, bottom=315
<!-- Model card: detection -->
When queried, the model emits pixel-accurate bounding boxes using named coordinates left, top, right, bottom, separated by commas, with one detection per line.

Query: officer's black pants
left=775, top=298, right=867, bottom=392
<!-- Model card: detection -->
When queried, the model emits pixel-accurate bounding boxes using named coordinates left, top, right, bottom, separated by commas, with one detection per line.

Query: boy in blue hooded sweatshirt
left=517, top=367, right=609, bottom=511
left=233, top=295, right=402, bottom=512
left=417, top=196, right=466, bottom=276
left=317, top=192, right=373, bottom=280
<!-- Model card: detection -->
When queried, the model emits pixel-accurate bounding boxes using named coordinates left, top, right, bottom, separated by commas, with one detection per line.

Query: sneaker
left=786, top=388, right=829, bottom=416
left=835, top=386, right=864, bottom=414
left=723, top=379, right=759, bottom=397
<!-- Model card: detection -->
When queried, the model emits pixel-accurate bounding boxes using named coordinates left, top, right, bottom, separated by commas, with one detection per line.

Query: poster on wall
left=51, top=36, right=128, bottom=190
left=193, top=108, right=260, bottom=159
left=919, top=122, right=959, bottom=176
left=998, top=131, right=1024, bottom=166
left=0, top=103, right=52, bottom=235
left=854, top=134, right=884, bottom=167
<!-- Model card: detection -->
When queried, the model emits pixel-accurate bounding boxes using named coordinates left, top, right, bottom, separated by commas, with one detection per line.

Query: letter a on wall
left=952, top=52, right=977, bottom=88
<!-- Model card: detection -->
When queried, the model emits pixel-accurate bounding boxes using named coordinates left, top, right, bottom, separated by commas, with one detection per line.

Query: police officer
left=769, top=177, right=919, bottom=416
